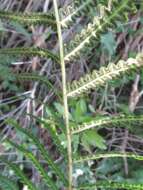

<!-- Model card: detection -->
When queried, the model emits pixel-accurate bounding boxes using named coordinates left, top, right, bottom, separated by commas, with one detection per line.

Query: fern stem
left=53, top=0, right=73, bottom=189
left=74, top=152, right=143, bottom=163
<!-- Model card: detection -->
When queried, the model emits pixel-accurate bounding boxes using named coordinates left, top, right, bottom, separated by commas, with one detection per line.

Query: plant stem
left=53, top=0, right=73, bottom=189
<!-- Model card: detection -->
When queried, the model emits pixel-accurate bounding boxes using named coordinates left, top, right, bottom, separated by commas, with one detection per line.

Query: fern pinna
left=0, top=0, right=143, bottom=190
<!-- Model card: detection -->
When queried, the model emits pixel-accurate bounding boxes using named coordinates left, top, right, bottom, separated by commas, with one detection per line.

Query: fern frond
left=67, top=54, right=143, bottom=98
left=71, top=114, right=143, bottom=134
left=0, top=11, right=56, bottom=29
left=0, top=47, right=59, bottom=62
left=0, top=175, right=18, bottom=190
left=60, top=0, right=96, bottom=28
left=0, top=158, right=38, bottom=190
left=74, top=152, right=143, bottom=163
left=16, top=73, right=53, bottom=88
left=6, top=119, right=68, bottom=187
left=35, top=117, right=67, bottom=158
left=64, top=0, right=136, bottom=61
left=15, top=72, right=61, bottom=100
left=75, top=181, right=143, bottom=190
left=6, top=140, right=58, bottom=190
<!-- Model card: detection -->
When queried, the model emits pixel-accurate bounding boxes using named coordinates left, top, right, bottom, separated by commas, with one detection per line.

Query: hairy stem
left=53, top=0, right=73, bottom=189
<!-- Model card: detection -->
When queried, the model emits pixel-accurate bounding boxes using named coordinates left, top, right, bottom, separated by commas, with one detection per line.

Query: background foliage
left=0, top=0, right=143, bottom=189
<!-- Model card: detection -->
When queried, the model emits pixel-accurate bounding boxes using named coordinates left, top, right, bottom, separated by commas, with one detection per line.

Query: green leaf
left=0, top=158, right=37, bottom=190
left=45, top=107, right=53, bottom=117
left=0, top=175, right=19, bottom=190
left=6, top=140, right=58, bottom=190
left=6, top=119, right=68, bottom=186
left=75, top=99, right=87, bottom=116
left=73, top=99, right=88, bottom=123
left=73, top=135, right=80, bottom=154
left=88, top=104, right=95, bottom=113
left=101, top=31, right=117, bottom=56
left=81, top=130, right=106, bottom=152
left=54, top=102, right=65, bottom=116
left=54, top=102, right=73, bottom=120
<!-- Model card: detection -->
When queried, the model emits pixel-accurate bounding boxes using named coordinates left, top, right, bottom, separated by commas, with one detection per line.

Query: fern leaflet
left=67, top=54, right=143, bottom=98
left=61, top=0, right=96, bottom=28
left=75, top=181, right=143, bottom=190
left=0, top=47, right=59, bottom=63
left=6, top=119, right=68, bottom=187
left=35, top=116, right=67, bottom=158
left=15, top=72, right=61, bottom=100
left=74, top=152, right=143, bottom=163
left=71, top=114, right=143, bottom=134
left=0, top=158, right=38, bottom=190
left=0, top=175, right=18, bottom=190
left=6, top=140, right=58, bottom=190
left=0, top=11, right=56, bottom=29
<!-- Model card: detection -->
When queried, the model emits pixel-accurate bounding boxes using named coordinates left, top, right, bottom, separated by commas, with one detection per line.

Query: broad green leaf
left=77, top=99, right=87, bottom=115
left=74, top=99, right=87, bottom=122
left=81, top=130, right=107, bottom=152
left=54, top=102, right=64, bottom=116
left=54, top=102, right=73, bottom=120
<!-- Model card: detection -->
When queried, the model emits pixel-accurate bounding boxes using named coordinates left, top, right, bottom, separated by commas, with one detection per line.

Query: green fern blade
left=16, top=73, right=54, bottom=88
left=0, top=175, right=19, bottom=190
left=6, top=119, right=68, bottom=187
left=61, top=0, right=96, bottom=28
left=71, top=114, right=143, bottom=134
left=67, top=54, right=143, bottom=98
left=35, top=116, right=67, bottom=159
left=0, top=11, right=56, bottom=29
left=6, top=140, right=58, bottom=190
left=74, top=152, right=143, bottom=163
left=64, top=0, right=136, bottom=61
left=0, top=48, right=59, bottom=63
left=0, top=158, right=38, bottom=190
left=75, top=181, right=143, bottom=190
left=15, top=73, right=61, bottom=100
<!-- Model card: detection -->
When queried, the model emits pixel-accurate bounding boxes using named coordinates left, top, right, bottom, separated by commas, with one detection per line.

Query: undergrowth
left=0, top=0, right=143, bottom=190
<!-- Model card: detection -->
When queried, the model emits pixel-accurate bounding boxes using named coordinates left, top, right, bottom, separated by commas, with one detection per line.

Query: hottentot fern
left=0, top=1, right=143, bottom=190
